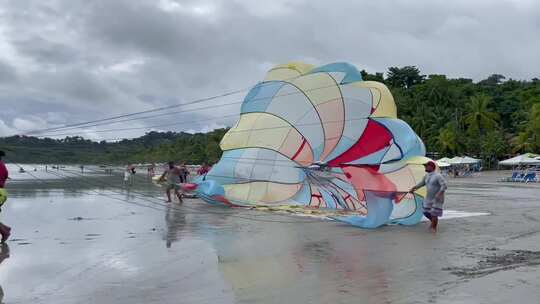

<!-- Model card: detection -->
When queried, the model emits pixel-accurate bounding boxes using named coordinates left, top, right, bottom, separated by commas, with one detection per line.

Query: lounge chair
left=513, top=173, right=525, bottom=182
left=523, top=172, right=538, bottom=183
left=502, top=171, right=518, bottom=182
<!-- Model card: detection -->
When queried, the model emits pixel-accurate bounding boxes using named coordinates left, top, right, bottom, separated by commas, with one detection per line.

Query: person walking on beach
left=147, top=163, right=155, bottom=177
left=0, top=151, right=12, bottom=243
left=409, top=160, right=447, bottom=233
left=159, top=161, right=183, bottom=203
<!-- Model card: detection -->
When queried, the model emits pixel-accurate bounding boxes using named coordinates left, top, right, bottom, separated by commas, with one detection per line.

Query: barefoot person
left=0, top=151, right=11, bottom=243
left=409, top=160, right=447, bottom=232
left=159, top=161, right=183, bottom=203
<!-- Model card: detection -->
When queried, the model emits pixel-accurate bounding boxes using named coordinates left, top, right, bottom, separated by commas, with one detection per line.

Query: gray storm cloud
left=1, top=0, right=539, bottom=139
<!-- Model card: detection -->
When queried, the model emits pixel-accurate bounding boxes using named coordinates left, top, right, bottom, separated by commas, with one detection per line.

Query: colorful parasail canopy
left=193, top=62, right=429, bottom=228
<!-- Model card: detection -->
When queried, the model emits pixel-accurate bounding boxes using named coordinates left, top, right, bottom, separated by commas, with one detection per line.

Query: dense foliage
left=1, top=67, right=539, bottom=167
left=369, top=67, right=539, bottom=168
left=0, top=129, right=228, bottom=165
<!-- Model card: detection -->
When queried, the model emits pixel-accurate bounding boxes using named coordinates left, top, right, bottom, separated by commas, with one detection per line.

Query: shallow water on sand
left=0, top=169, right=539, bottom=303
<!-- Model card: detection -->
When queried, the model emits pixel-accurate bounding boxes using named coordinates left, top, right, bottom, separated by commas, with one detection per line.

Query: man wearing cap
left=409, top=160, right=447, bottom=232
left=0, top=151, right=11, bottom=243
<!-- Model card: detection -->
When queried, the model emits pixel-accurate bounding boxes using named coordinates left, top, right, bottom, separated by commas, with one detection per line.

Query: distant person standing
left=0, top=151, right=11, bottom=243
left=80, top=165, right=84, bottom=173
left=409, top=161, right=447, bottom=233
left=124, top=163, right=136, bottom=186
left=147, top=163, right=156, bottom=177
left=159, top=161, right=183, bottom=203
left=179, top=163, right=189, bottom=183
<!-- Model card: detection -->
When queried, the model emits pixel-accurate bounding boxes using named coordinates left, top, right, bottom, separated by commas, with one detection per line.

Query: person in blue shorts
left=409, top=161, right=447, bottom=233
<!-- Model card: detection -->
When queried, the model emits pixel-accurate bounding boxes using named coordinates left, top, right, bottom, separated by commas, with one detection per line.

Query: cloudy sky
left=1, top=0, right=539, bottom=140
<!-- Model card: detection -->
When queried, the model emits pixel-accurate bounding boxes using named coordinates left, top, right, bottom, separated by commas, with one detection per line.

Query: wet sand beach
left=0, top=168, right=539, bottom=303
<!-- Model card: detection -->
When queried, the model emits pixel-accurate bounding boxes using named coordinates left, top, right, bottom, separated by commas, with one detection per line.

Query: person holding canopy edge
left=409, top=160, right=447, bottom=233
left=159, top=161, right=184, bottom=203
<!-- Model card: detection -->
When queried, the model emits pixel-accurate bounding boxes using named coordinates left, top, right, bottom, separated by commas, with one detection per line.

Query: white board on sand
left=420, top=210, right=490, bottom=221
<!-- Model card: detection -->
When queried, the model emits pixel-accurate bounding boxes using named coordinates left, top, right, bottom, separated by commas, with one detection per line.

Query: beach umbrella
left=436, top=160, right=451, bottom=168
left=447, top=156, right=481, bottom=165
left=499, top=153, right=540, bottom=166
left=520, top=156, right=540, bottom=165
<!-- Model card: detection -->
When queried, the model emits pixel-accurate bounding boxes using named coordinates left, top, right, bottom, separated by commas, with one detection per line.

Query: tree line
left=361, top=67, right=539, bottom=168
left=0, top=129, right=227, bottom=165
left=1, top=66, right=539, bottom=167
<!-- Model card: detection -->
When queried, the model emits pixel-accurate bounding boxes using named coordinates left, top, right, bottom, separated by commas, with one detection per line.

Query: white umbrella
left=447, top=156, right=481, bottom=165
left=437, top=157, right=452, bottom=163
left=521, top=157, right=540, bottom=165
left=436, top=160, right=451, bottom=168
left=499, top=153, right=540, bottom=166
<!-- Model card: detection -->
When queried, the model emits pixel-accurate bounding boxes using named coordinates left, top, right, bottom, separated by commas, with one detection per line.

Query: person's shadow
left=0, top=243, right=9, bottom=304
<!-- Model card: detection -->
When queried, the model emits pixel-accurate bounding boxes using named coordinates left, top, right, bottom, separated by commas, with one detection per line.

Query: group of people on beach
left=154, top=159, right=448, bottom=232
left=143, top=162, right=209, bottom=181
left=122, top=161, right=212, bottom=203
left=158, top=161, right=211, bottom=203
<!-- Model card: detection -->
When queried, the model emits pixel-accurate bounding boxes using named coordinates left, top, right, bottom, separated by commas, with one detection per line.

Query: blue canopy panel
left=330, top=177, right=359, bottom=201
left=319, top=188, right=338, bottom=209
left=308, top=62, right=363, bottom=84
left=325, top=186, right=348, bottom=209
left=372, top=118, right=426, bottom=161
left=389, top=193, right=424, bottom=226
left=290, top=181, right=312, bottom=205
left=330, top=190, right=394, bottom=228
left=195, top=180, right=226, bottom=206
left=241, top=81, right=285, bottom=113
left=204, top=149, right=244, bottom=185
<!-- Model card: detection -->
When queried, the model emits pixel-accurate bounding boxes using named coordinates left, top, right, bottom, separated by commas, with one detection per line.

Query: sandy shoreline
left=0, top=169, right=539, bottom=303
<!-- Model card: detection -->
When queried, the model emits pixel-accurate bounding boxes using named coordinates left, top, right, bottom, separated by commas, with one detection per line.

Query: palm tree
left=512, top=103, right=540, bottom=152
left=462, top=94, right=499, bottom=135
left=437, top=122, right=461, bottom=154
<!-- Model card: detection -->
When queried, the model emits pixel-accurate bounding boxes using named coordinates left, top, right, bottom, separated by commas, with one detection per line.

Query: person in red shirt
left=197, top=163, right=210, bottom=176
left=0, top=151, right=11, bottom=243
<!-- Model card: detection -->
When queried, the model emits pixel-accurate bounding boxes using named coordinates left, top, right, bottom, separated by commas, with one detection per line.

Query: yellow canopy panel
left=264, top=62, right=314, bottom=82
left=220, top=113, right=309, bottom=160
left=351, top=81, right=397, bottom=118
left=223, top=182, right=303, bottom=204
